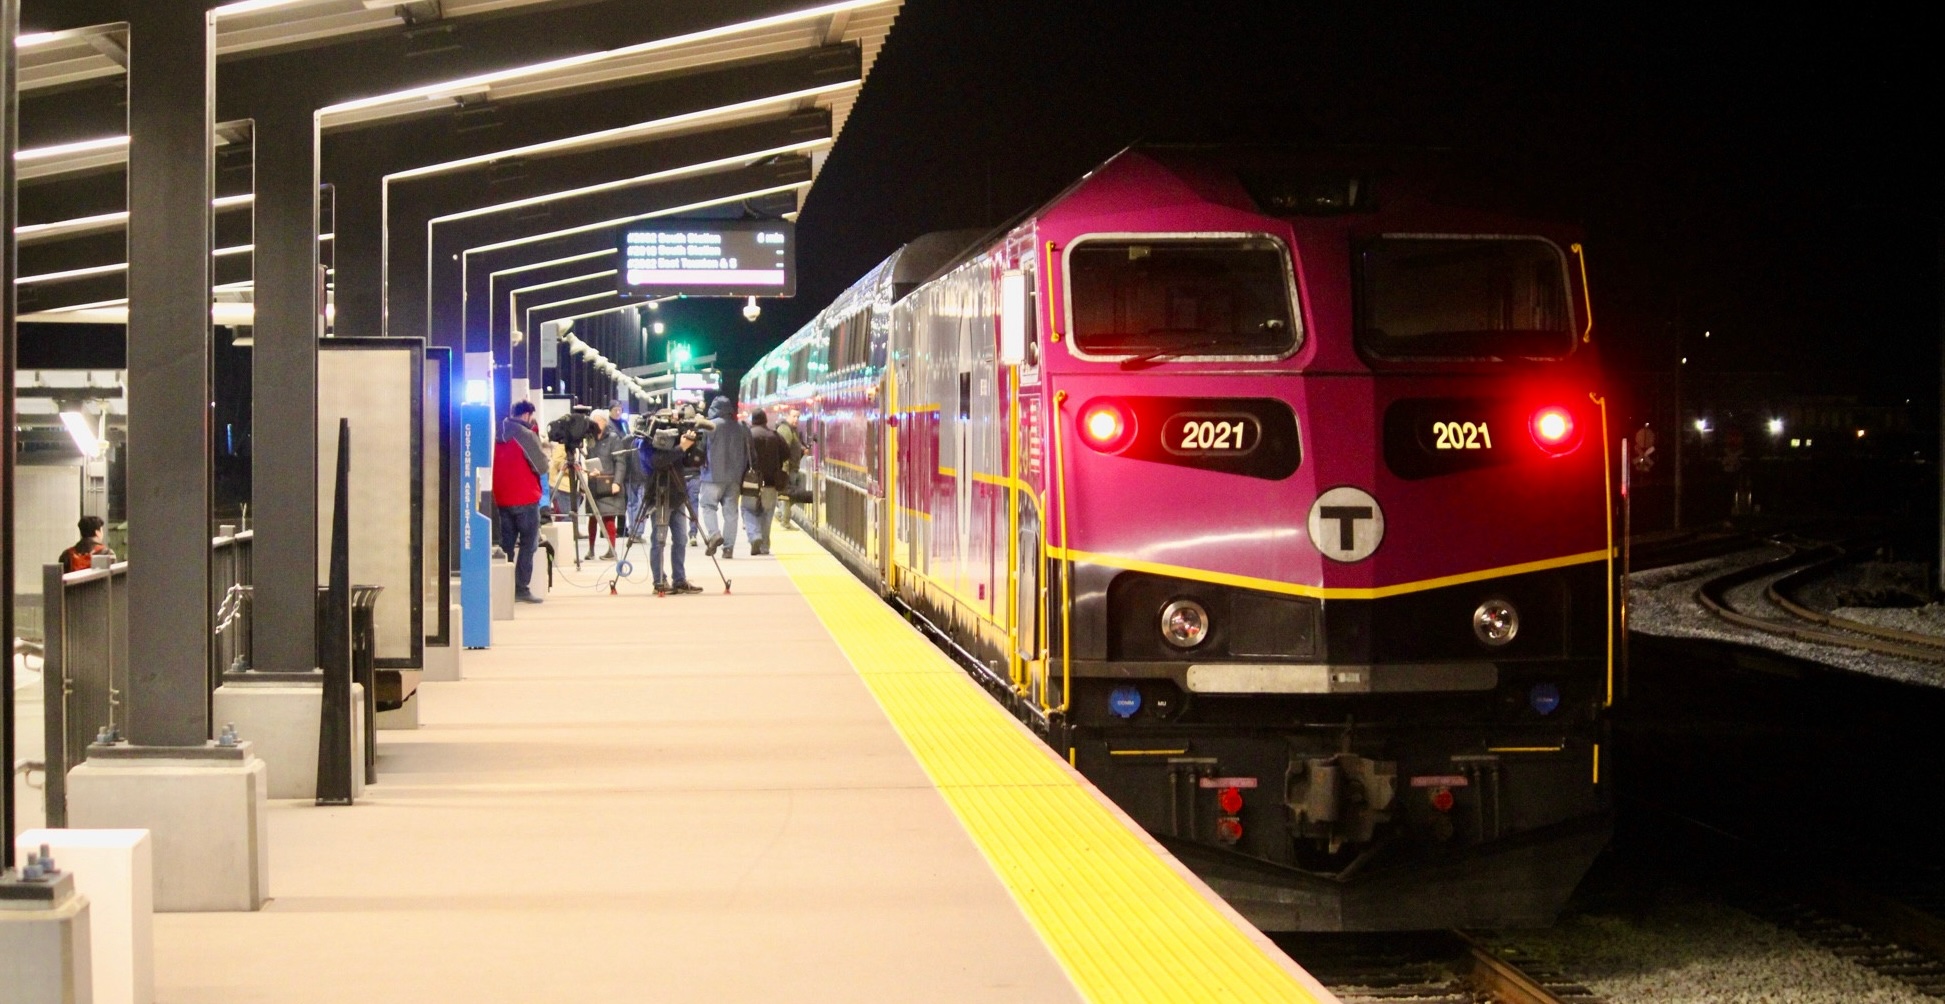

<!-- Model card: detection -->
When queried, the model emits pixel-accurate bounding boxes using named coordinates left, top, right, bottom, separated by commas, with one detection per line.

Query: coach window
left=1067, top=236, right=1297, bottom=359
left=1356, top=236, right=1573, bottom=360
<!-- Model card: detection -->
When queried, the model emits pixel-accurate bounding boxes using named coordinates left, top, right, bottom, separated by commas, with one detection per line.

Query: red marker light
left=1078, top=399, right=1135, bottom=453
left=1529, top=405, right=1580, bottom=456
left=1215, top=817, right=1243, bottom=844
left=1218, top=787, right=1244, bottom=814
left=1430, top=787, right=1455, bottom=813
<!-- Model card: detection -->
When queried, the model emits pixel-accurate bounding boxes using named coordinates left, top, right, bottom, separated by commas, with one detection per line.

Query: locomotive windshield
left=1068, top=237, right=1297, bottom=358
left=1356, top=237, right=1574, bottom=360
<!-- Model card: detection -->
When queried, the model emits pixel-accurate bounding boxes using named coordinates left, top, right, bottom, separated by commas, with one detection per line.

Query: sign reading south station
left=617, top=220, right=795, bottom=298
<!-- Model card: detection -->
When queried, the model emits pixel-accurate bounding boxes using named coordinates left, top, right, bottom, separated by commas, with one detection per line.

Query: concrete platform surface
left=151, top=545, right=1082, bottom=1002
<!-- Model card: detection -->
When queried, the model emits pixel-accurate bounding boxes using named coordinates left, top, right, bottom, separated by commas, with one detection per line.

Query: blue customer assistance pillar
left=459, top=397, right=495, bottom=648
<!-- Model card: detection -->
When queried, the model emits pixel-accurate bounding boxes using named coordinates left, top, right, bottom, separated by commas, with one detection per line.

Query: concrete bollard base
left=66, top=744, right=269, bottom=913
left=210, top=682, right=366, bottom=800
left=0, top=878, right=92, bottom=1004
left=16, top=829, right=151, bottom=1004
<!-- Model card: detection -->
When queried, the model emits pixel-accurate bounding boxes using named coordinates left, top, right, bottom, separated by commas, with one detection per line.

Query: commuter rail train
left=741, top=147, right=1614, bottom=931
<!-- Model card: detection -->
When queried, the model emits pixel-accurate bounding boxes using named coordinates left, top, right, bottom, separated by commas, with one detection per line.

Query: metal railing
left=37, top=529, right=253, bottom=826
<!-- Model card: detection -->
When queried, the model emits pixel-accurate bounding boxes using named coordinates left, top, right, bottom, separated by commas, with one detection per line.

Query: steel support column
left=124, top=4, right=214, bottom=746
left=250, top=108, right=319, bottom=672
left=2, top=0, right=22, bottom=874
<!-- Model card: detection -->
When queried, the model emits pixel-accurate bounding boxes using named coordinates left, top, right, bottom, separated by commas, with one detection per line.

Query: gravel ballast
left=1503, top=889, right=1935, bottom=1004
left=1626, top=548, right=1945, bottom=688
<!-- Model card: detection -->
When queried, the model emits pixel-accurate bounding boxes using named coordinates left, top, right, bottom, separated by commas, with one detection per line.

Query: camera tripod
left=627, top=481, right=730, bottom=597
left=564, top=443, right=730, bottom=596
left=558, top=442, right=620, bottom=573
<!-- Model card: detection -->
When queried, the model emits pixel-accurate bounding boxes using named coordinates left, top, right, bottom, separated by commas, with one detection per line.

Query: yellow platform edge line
left=775, top=537, right=1333, bottom=1004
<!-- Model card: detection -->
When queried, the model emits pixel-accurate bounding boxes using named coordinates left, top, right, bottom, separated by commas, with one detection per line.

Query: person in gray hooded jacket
left=698, top=395, right=751, bottom=558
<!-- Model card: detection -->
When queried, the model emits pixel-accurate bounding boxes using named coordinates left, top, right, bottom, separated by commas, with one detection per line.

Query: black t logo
left=1318, top=505, right=1374, bottom=552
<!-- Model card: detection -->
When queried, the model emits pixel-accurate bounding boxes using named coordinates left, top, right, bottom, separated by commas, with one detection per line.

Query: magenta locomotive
left=743, top=147, right=1614, bottom=930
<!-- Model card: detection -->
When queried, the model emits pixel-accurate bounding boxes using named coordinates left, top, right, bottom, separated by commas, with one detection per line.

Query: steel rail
left=1694, top=546, right=1945, bottom=665
left=1455, top=932, right=1577, bottom=1004
left=1767, top=552, right=1945, bottom=652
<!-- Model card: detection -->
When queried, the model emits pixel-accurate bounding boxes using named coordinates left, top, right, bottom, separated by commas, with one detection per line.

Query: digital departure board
left=617, top=220, right=795, bottom=298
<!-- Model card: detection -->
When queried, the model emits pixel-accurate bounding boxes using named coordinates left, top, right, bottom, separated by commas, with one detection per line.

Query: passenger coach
left=743, top=147, right=1614, bottom=930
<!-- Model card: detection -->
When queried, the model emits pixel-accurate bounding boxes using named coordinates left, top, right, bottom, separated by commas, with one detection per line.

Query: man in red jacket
left=493, top=401, right=548, bottom=603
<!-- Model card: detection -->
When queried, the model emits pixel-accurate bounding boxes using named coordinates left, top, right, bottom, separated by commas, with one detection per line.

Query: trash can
left=351, top=585, right=382, bottom=783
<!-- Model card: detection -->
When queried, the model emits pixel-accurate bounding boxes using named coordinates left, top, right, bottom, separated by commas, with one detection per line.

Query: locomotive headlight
left=1472, top=598, right=1520, bottom=646
left=1160, top=599, right=1211, bottom=649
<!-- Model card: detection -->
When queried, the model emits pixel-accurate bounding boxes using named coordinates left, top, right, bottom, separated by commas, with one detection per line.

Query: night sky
left=703, top=3, right=1938, bottom=413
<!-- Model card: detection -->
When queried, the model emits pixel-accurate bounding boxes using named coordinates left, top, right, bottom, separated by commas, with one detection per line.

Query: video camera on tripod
left=636, top=405, right=713, bottom=452
left=547, top=406, right=597, bottom=448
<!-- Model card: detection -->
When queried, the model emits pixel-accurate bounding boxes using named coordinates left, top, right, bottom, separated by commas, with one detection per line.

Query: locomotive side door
left=956, top=315, right=973, bottom=595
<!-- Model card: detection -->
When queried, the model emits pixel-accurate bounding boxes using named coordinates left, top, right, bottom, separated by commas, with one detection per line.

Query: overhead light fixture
left=320, top=0, right=886, bottom=119
left=465, top=180, right=811, bottom=256
left=213, top=0, right=314, bottom=14
left=385, top=81, right=859, bottom=183
left=432, top=139, right=828, bottom=225
left=60, top=411, right=104, bottom=457
left=15, top=135, right=130, bottom=163
left=16, top=261, right=129, bottom=285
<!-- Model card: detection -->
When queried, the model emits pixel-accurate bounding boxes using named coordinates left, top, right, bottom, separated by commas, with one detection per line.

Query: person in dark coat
left=775, top=417, right=805, bottom=530
left=742, top=410, right=788, bottom=555
left=698, top=395, right=751, bottom=558
left=586, top=410, right=629, bottom=559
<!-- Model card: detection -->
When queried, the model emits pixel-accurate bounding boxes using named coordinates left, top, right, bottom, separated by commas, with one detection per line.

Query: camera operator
left=678, top=403, right=706, bottom=546
left=640, top=411, right=705, bottom=593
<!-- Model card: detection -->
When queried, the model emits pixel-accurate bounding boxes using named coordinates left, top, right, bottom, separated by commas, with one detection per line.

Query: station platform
left=145, top=531, right=1330, bottom=1003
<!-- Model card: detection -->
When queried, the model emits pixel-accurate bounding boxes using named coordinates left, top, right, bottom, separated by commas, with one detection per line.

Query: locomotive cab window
left=1357, top=236, right=1573, bottom=360
left=1068, top=236, right=1298, bottom=358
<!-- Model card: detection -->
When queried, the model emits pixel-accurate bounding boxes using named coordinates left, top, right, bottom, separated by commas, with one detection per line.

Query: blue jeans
left=626, top=482, right=646, bottom=537
left=698, top=481, right=738, bottom=551
left=651, top=506, right=689, bottom=586
left=741, top=487, right=777, bottom=549
left=496, top=504, right=540, bottom=595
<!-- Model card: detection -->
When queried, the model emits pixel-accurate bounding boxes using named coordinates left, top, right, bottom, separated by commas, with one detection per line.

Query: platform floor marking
left=774, top=536, right=1330, bottom=1004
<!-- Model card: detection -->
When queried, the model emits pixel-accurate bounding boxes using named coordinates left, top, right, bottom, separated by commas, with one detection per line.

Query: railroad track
left=1694, top=542, right=1945, bottom=665
left=1278, top=931, right=1601, bottom=1004
left=1631, top=798, right=1945, bottom=999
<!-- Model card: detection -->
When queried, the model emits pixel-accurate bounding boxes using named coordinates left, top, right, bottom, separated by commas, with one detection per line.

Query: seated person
left=59, top=515, right=111, bottom=572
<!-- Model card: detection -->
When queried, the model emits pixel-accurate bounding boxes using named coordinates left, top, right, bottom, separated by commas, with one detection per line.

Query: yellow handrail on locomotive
left=1571, top=243, right=1594, bottom=343
left=1044, top=241, right=1063, bottom=343
left=1051, top=388, right=1073, bottom=715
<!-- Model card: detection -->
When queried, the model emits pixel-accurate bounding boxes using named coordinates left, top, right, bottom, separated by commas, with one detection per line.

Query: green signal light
left=668, top=343, right=694, bottom=370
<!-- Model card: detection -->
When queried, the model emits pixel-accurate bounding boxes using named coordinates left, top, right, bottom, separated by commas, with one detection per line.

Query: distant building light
left=1856, top=429, right=1867, bottom=438
left=1768, top=418, right=1784, bottom=436
left=1681, top=356, right=1689, bottom=364
left=1693, top=418, right=1709, bottom=432
left=1790, top=438, right=1802, bottom=448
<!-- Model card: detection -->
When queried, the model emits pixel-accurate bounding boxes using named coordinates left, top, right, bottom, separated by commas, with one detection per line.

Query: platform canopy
left=14, top=0, right=902, bottom=325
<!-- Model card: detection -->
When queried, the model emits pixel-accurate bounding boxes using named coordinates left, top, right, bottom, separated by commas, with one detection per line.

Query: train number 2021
left=1432, top=421, right=1493, bottom=450
left=1180, top=420, right=1250, bottom=451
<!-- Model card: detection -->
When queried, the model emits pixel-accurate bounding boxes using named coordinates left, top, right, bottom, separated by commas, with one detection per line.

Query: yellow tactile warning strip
left=774, top=535, right=1333, bottom=1004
